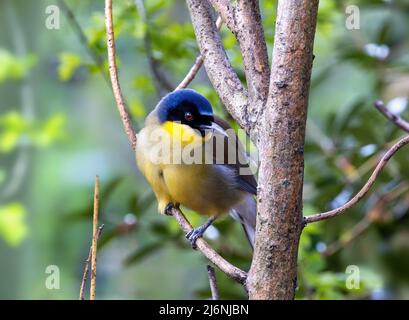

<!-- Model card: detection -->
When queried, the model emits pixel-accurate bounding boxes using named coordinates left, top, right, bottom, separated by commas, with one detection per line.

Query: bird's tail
left=229, top=194, right=256, bottom=249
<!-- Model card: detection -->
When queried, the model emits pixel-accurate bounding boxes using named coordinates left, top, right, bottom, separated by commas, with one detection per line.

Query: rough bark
left=186, top=0, right=250, bottom=134
left=247, top=0, right=319, bottom=300
left=234, top=0, right=270, bottom=131
left=210, top=0, right=270, bottom=139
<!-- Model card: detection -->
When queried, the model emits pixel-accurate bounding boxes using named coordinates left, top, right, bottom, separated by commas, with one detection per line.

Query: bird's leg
left=186, top=216, right=216, bottom=249
left=164, top=202, right=179, bottom=216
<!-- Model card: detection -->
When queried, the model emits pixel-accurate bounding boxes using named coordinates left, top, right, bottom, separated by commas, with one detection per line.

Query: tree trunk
left=247, top=0, right=319, bottom=300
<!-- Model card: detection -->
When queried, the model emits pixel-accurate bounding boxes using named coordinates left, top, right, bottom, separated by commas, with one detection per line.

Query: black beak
left=198, top=122, right=228, bottom=137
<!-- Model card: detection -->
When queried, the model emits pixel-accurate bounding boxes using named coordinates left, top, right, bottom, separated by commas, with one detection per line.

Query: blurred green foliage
left=58, top=52, right=82, bottom=81
left=0, top=112, right=65, bottom=152
left=0, top=203, right=28, bottom=246
left=0, top=49, right=37, bottom=82
left=0, top=0, right=409, bottom=299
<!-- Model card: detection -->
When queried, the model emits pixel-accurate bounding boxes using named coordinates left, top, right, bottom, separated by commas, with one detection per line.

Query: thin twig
left=104, top=0, right=247, bottom=286
left=176, top=16, right=223, bottom=90
left=304, top=135, right=409, bottom=224
left=105, top=0, right=137, bottom=150
left=79, top=224, right=104, bottom=300
left=171, top=207, right=247, bottom=284
left=90, top=175, right=100, bottom=300
left=207, top=265, right=220, bottom=300
left=374, top=100, right=409, bottom=133
left=209, top=0, right=236, bottom=33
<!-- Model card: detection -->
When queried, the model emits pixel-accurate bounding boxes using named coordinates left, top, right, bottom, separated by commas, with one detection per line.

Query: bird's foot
left=185, top=217, right=216, bottom=249
left=186, top=227, right=206, bottom=250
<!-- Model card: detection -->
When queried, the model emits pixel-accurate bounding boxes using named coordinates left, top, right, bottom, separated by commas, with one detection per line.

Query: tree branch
left=170, top=207, right=247, bottom=284
left=185, top=0, right=250, bottom=134
left=90, top=175, right=100, bottom=300
left=208, top=0, right=236, bottom=33
left=176, top=16, right=222, bottom=90
left=105, top=0, right=137, bottom=150
left=79, top=224, right=104, bottom=300
left=207, top=265, right=220, bottom=300
left=304, top=135, right=409, bottom=224
left=210, top=0, right=270, bottom=136
left=374, top=100, right=409, bottom=133
left=105, top=0, right=246, bottom=286
left=247, top=0, right=319, bottom=300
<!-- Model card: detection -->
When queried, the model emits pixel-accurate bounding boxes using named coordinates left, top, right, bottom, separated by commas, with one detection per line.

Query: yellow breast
left=136, top=123, right=242, bottom=216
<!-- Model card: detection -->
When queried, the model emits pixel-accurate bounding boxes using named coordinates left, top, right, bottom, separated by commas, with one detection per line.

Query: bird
left=135, top=88, right=257, bottom=248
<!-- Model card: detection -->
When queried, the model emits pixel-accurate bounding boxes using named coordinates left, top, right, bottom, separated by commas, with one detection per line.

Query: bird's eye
left=184, top=112, right=194, bottom=121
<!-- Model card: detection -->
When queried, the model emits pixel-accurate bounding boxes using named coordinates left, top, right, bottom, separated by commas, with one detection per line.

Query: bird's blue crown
left=157, top=89, right=214, bottom=123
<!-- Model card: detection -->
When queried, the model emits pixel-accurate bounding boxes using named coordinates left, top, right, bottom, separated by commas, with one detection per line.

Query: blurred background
left=1, top=0, right=409, bottom=299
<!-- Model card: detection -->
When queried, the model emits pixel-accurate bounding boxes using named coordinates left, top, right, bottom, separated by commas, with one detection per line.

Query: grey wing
left=213, top=116, right=257, bottom=195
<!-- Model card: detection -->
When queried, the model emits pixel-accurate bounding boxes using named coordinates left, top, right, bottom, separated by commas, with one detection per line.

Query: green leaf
left=129, top=99, right=147, bottom=119
left=0, top=112, right=27, bottom=152
left=58, top=52, right=82, bottom=81
left=0, top=203, right=28, bottom=246
left=133, top=75, right=155, bottom=94
left=0, top=49, right=37, bottom=82
left=34, top=114, right=66, bottom=146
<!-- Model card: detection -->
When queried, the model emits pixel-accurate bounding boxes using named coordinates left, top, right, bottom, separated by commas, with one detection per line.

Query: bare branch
left=196, top=0, right=271, bottom=137
left=170, top=207, right=247, bottom=284
left=305, top=135, right=409, bottom=224
left=79, top=248, right=90, bottom=300
left=105, top=0, right=137, bottom=150
left=206, top=265, right=220, bottom=300
left=90, top=175, right=100, bottom=300
left=105, top=0, right=246, bottom=286
left=185, top=0, right=250, bottom=134
left=79, top=224, right=104, bottom=300
left=209, top=0, right=236, bottom=33
left=176, top=17, right=223, bottom=90
left=210, top=0, right=270, bottom=137
left=234, top=0, right=270, bottom=101
left=374, top=100, right=409, bottom=133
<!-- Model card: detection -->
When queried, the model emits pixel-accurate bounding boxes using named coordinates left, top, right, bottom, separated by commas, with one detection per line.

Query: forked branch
left=210, top=0, right=270, bottom=101
left=79, top=176, right=104, bottom=300
left=186, top=0, right=250, bottom=134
